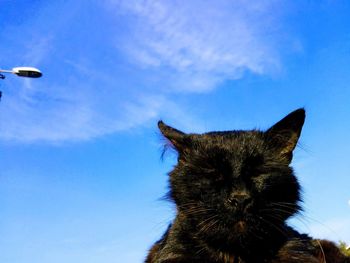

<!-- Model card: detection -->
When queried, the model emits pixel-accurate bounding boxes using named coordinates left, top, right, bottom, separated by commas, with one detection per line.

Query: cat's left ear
left=265, top=108, right=305, bottom=158
left=158, top=121, right=189, bottom=151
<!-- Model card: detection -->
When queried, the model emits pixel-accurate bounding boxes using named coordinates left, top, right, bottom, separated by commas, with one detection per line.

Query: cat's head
left=159, top=109, right=305, bottom=249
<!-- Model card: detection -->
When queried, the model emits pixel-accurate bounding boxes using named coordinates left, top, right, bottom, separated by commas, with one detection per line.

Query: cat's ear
left=265, top=108, right=305, bottom=158
left=158, top=121, right=189, bottom=151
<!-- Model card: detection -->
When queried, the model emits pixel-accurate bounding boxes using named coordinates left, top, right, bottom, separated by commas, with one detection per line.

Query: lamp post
left=0, top=66, right=42, bottom=99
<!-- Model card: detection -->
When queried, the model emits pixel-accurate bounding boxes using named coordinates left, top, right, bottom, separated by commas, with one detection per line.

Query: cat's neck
left=175, top=212, right=294, bottom=262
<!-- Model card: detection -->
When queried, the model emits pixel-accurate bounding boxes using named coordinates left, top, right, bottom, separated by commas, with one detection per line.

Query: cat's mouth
left=233, top=220, right=247, bottom=233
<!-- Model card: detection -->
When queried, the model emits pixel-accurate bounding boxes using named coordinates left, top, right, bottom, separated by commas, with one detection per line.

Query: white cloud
left=0, top=87, right=167, bottom=142
left=0, top=0, right=294, bottom=143
left=111, top=0, right=284, bottom=92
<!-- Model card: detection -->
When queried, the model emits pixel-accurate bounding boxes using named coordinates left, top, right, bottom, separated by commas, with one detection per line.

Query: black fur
left=146, top=109, right=349, bottom=263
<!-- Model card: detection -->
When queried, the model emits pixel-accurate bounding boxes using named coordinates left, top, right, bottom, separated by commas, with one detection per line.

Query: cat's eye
left=214, top=172, right=226, bottom=182
left=242, top=155, right=264, bottom=178
left=199, top=167, right=227, bottom=184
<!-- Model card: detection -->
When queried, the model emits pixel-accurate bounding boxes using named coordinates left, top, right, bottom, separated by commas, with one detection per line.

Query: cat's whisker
left=199, top=218, right=219, bottom=235
left=178, top=202, right=217, bottom=218
left=246, top=226, right=265, bottom=241
left=194, top=246, right=207, bottom=257
left=259, top=210, right=290, bottom=221
left=269, top=202, right=303, bottom=210
left=260, top=207, right=295, bottom=217
left=291, top=214, right=343, bottom=246
left=258, top=215, right=289, bottom=238
left=198, top=216, right=219, bottom=234
left=197, top=214, right=218, bottom=228
left=180, top=207, right=215, bottom=217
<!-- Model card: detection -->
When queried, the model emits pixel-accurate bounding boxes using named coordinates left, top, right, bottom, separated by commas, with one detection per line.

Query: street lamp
left=0, top=66, right=42, bottom=79
left=0, top=66, right=42, bottom=99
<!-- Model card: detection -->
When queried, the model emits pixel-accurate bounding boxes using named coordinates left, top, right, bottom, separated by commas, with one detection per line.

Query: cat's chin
left=199, top=221, right=252, bottom=247
left=233, top=220, right=247, bottom=234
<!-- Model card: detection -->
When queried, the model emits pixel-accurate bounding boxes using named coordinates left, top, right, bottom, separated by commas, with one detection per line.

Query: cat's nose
left=228, top=191, right=251, bottom=208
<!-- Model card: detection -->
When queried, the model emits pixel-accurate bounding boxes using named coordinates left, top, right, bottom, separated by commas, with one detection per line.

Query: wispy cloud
left=111, top=0, right=285, bottom=92
left=0, top=0, right=294, bottom=143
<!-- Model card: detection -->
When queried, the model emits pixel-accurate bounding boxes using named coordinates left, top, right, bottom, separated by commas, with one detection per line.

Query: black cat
left=146, top=109, right=349, bottom=263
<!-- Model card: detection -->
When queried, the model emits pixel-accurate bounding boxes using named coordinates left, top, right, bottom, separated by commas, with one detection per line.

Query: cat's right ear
left=158, top=121, right=188, bottom=151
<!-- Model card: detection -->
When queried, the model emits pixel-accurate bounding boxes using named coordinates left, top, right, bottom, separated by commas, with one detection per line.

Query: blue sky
left=1, top=0, right=350, bottom=262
